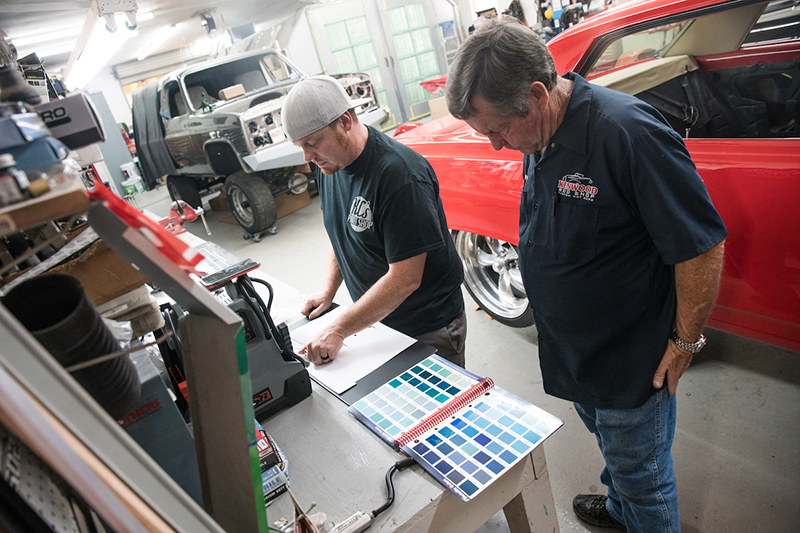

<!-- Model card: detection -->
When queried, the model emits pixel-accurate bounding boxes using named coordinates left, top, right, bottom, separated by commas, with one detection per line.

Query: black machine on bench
left=158, top=259, right=311, bottom=419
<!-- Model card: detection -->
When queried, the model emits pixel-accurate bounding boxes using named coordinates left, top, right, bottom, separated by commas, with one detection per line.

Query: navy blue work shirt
left=518, top=73, right=728, bottom=409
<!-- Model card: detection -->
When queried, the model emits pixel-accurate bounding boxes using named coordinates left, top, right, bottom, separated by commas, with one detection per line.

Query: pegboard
left=0, top=424, right=89, bottom=532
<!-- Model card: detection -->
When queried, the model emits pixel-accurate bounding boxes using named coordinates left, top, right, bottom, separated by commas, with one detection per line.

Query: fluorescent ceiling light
left=10, top=27, right=82, bottom=47
left=137, top=12, right=155, bottom=22
left=137, top=25, right=178, bottom=61
left=37, top=43, right=77, bottom=58
left=65, top=21, right=138, bottom=90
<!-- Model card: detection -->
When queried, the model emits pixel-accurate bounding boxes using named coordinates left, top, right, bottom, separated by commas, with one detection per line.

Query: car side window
left=163, top=81, right=187, bottom=118
left=262, top=54, right=298, bottom=83
left=582, top=0, right=799, bottom=140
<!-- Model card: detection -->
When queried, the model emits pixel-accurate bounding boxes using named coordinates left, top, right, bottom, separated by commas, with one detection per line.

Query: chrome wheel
left=224, top=171, right=277, bottom=234
left=230, top=186, right=254, bottom=225
left=454, top=231, right=533, bottom=327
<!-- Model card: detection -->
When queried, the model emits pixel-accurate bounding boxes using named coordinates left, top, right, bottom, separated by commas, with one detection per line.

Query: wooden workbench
left=238, top=266, right=560, bottom=532
left=260, top=380, right=559, bottom=533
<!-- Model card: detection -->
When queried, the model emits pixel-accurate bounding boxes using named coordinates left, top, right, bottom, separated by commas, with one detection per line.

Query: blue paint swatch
left=348, top=355, right=563, bottom=503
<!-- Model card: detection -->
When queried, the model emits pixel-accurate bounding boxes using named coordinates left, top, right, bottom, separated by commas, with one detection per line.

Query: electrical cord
left=234, top=276, right=273, bottom=342
left=237, top=274, right=305, bottom=365
left=371, top=457, right=416, bottom=518
left=247, top=276, right=274, bottom=312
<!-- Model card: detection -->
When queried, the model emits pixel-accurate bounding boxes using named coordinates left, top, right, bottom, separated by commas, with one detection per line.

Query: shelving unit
left=0, top=173, right=89, bottom=238
left=0, top=198, right=269, bottom=532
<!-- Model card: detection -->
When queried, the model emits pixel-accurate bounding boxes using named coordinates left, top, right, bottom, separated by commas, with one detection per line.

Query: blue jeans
left=575, top=388, right=680, bottom=533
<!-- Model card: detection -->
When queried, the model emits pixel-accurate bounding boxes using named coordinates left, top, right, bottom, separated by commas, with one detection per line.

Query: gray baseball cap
left=282, top=75, right=372, bottom=141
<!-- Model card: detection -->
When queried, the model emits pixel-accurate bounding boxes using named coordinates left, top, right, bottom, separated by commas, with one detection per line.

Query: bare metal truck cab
left=132, top=49, right=387, bottom=235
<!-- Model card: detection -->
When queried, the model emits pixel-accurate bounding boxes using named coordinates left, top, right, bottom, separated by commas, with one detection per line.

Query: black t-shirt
left=519, top=74, right=728, bottom=409
left=317, top=126, right=464, bottom=337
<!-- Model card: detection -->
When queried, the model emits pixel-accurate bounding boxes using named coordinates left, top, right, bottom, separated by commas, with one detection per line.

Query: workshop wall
left=285, top=10, right=324, bottom=77
left=87, top=66, right=133, bottom=127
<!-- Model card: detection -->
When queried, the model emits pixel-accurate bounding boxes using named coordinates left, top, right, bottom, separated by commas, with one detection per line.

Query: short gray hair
left=446, top=17, right=558, bottom=120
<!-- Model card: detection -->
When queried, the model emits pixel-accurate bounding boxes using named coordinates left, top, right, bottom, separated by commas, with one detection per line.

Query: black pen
left=552, top=191, right=559, bottom=216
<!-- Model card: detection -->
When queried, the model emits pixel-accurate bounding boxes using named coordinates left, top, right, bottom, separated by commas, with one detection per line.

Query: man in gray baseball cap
left=283, top=75, right=467, bottom=369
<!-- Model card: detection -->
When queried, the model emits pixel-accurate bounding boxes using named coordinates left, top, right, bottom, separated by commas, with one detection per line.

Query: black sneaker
left=573, top=494, right=627, bottom=530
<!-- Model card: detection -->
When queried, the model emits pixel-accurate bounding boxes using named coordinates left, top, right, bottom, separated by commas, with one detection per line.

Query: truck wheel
left=225, top=171, right=277, bottom=234
left=166, top=175, right=202, bottom=209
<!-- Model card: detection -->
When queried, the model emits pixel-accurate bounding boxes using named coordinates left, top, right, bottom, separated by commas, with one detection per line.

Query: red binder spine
left=395, top=377, right=494, bottom=450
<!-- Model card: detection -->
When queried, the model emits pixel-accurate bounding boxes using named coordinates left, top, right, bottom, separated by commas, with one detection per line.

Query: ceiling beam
left=0, top=2, right=90, bottom=13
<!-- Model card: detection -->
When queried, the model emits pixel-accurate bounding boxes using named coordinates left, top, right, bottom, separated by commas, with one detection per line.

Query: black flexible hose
left=371, top=457, right=416, bottom=518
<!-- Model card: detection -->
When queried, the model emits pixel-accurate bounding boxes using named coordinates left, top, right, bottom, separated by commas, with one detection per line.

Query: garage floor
left=134, top=175, right=799, bottom=533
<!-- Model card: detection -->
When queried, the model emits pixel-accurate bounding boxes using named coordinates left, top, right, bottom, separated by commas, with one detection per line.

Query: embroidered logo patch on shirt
left=557, top=173, right=598, bottom=202
left=348, top=196, right=374, bottom=232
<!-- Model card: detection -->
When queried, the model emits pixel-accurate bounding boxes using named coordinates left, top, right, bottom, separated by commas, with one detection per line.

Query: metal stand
left=243, top=225, right=278, bottom=243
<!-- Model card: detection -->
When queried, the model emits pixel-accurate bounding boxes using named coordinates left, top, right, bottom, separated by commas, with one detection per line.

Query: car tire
left=225, top=171, right=277, bottom=234
left=166, top=175, right=202, bottom=209
left=453, top=231, right=534, bottom=328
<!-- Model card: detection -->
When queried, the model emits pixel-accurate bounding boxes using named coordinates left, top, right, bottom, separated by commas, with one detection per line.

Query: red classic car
left=395, top=0, right=800, bottom=352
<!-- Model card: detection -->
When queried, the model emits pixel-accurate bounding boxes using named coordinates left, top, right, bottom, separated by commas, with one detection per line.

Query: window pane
left=400, top=57, right=420, bottom=79
left=405, top=81, right=425, bottom=104
left=387, top=7, right=409, bottom=33
left=346, top=17, right=371, bottom=45
left=418, top=51, right=438, bottom=76
left=353, top=43, right=378, bottom=70
left=406, top=4, right=427, bottom=29
left=365, top=67, right=384, bottom=92
left=411, top=28, right=432, bottom=54
left=394, top=33, right=415, bottom=58
left=326, top=22, right=350, bottom=51
left=333, top=48, right=358, bottom=73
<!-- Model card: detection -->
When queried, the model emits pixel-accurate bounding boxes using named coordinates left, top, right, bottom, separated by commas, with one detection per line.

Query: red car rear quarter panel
left=689, top=139, right=800, bottom=351
left=398, top=118, right=524, bottom=245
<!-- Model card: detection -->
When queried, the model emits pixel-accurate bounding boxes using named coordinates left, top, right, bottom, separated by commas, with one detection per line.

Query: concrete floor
left=136, top=178, right=799, bottom=533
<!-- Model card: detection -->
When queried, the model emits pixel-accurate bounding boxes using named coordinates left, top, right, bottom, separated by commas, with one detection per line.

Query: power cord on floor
left=330, top=457, right=416, bottom=533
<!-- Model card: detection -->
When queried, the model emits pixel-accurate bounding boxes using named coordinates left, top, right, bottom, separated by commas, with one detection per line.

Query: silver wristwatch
left=670, top=329, right=707, bottom=354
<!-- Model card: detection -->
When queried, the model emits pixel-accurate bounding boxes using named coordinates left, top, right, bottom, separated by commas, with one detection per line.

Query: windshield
left=586, top=21, right=691, bottom=78
left=183, top=52, right=303, bottom=109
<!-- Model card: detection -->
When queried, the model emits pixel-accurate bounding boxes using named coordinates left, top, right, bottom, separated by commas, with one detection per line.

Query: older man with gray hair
left=281, top=75, right=466, bottom=368
left=446, top=17, right=727, bottom=533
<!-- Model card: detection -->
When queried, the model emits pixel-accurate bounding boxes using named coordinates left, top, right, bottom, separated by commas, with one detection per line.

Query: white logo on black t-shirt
left=348, top=196, right=373, bottom=232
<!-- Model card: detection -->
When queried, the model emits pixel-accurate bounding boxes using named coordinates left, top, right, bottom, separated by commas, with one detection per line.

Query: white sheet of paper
left=291, top=307, right=416, bottom=394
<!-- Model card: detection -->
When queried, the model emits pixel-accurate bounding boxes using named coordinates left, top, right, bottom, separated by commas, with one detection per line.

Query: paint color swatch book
left=348, top=355, right=563, bottom=502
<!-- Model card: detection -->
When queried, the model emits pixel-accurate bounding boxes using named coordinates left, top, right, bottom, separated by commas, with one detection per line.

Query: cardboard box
left=275, top=190, right=311, bottom=219
left=208, top=194, right=230, bottom=212
left=49, top=239, right=148, bottom=306
left=219, top=84, right=245, bottom=100
left=428, top=96, right=450, bottom=121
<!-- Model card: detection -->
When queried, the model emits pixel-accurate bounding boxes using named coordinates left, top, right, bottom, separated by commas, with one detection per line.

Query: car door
left=551, top=0, right=800, bottom=351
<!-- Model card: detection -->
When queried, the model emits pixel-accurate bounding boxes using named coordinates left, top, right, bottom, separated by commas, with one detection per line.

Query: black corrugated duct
left=2, top=274, right=141, bottom=420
